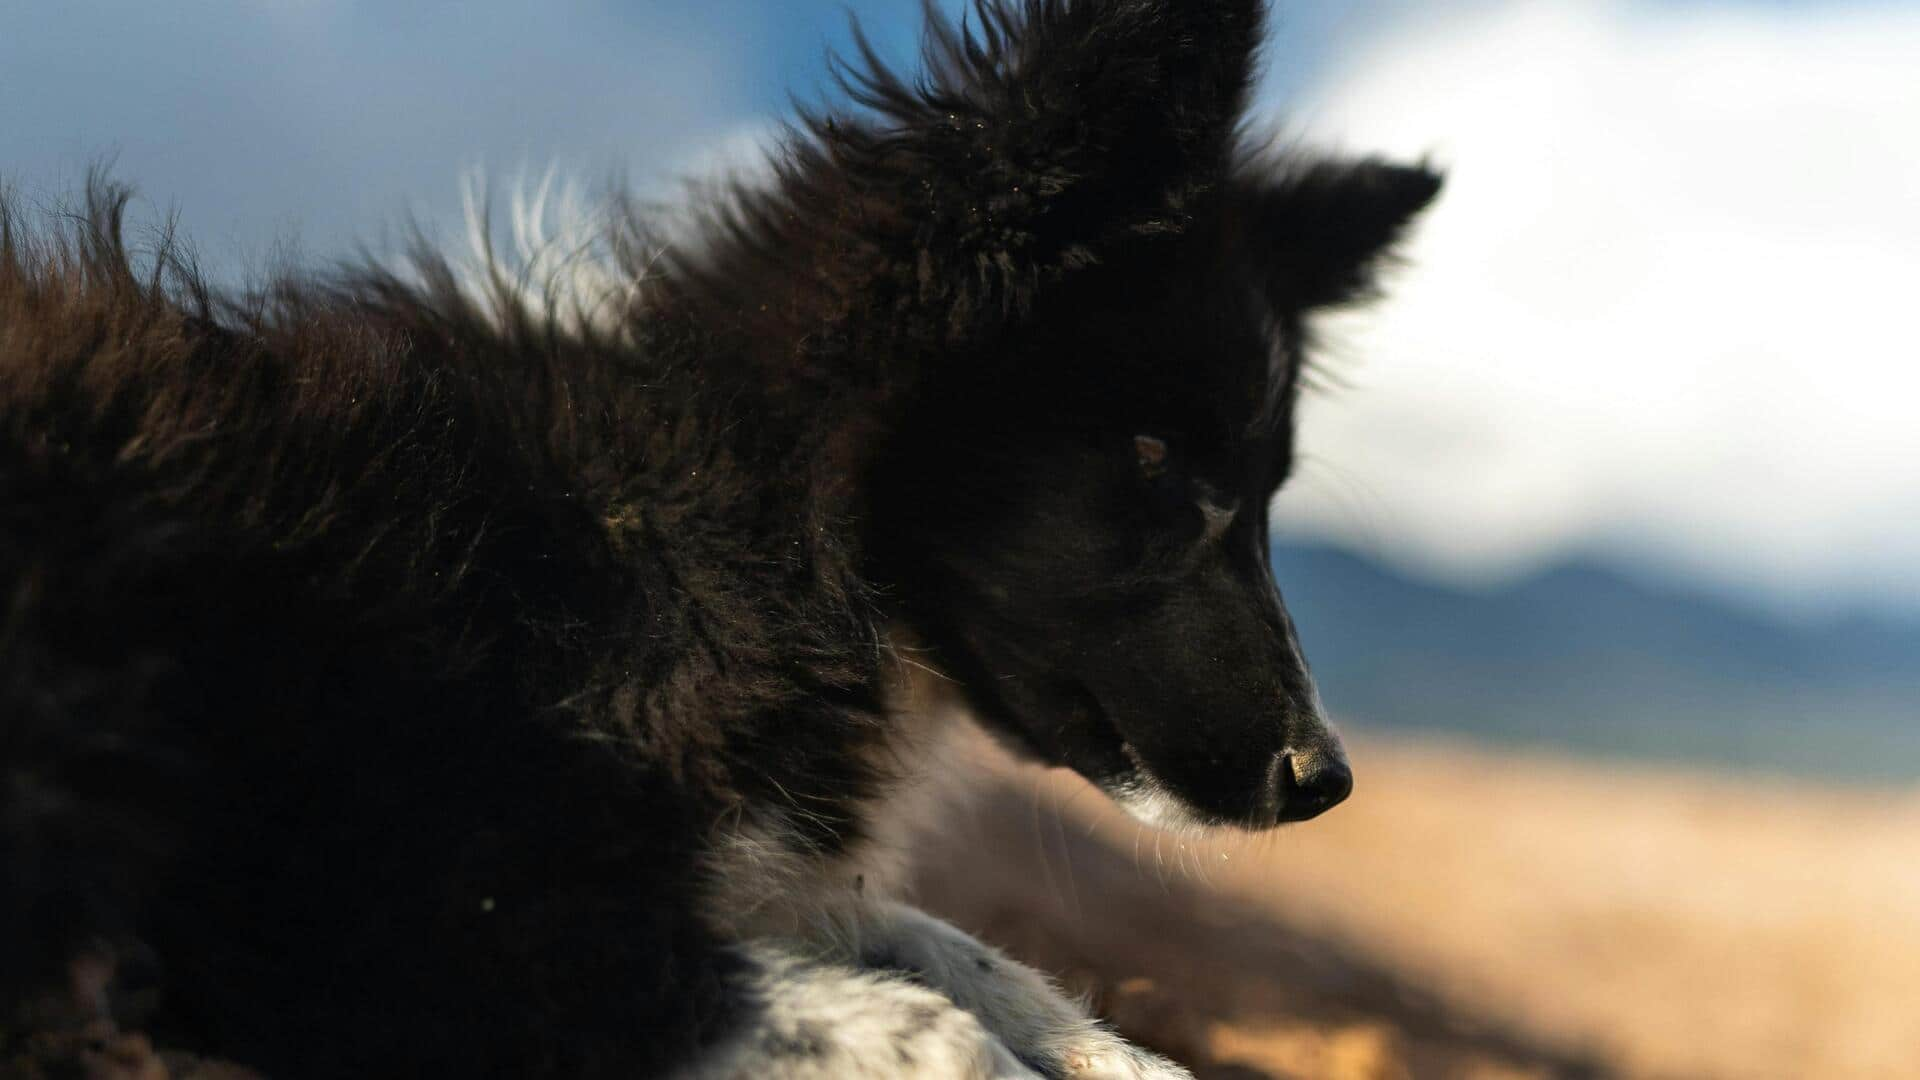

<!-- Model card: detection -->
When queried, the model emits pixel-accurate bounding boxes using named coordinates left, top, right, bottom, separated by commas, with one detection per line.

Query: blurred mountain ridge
left=1272, top=542, right=1920, bottom=782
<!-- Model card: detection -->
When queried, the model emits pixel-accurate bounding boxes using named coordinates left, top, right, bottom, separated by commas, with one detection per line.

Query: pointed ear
left=815, top=0, right=1269, bottom=324
left=1251, top=157, right=1444, bottom=310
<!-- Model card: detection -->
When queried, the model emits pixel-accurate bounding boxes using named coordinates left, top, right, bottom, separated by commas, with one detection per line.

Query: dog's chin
left=1001, top=684, right=1274, bottom=833
left=1095, top=755, right=1282, bottom=833
left=1066, top=691, right=1291, bottom=833
left=1099, top=769, right=1224, bottom=831
left=977, top=681, right=1283, bottom=833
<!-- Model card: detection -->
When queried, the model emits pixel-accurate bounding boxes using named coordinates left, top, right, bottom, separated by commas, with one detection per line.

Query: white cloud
left=1269, top=0, right=1920, bottom=615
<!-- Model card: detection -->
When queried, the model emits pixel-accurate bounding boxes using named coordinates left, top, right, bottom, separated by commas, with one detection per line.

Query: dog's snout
left=1277, top=745, right=1353, bottom=823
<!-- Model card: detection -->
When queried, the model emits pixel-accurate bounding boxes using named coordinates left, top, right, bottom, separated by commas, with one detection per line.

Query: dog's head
left=779, top=1, right=1439, bottom=829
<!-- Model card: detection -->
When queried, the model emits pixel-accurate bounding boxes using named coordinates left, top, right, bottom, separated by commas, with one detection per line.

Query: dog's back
left=0, top=182, right=908, bottom=1072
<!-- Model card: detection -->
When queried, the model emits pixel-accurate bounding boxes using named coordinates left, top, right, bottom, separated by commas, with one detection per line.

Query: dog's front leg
left=681, top=941, right=1043, bottom=1080
left=853, top=901, right=1191, bottom=1080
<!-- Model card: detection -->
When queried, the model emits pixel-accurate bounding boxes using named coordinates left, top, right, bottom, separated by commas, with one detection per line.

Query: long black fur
left=0, top=1, right=1439, bottom=1074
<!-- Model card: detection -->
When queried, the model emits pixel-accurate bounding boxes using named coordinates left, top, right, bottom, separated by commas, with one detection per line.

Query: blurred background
left=6, top=2, right=1915, bottom=1077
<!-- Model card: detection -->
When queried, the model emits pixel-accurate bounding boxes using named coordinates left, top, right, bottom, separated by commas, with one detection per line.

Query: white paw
left=1053, top=1034, right=1193, bottom=1080
left=850, top=904, right=1192, bottom=1080
left=689, top=945, right=1047, bottom=1079
left=882, top=1001, right=1046, bottom=1080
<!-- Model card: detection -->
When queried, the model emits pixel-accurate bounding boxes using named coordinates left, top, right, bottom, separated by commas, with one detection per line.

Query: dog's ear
left=808, top=0, right=1268, bottom=330
left=1248, top=156, right=1444, bottom=310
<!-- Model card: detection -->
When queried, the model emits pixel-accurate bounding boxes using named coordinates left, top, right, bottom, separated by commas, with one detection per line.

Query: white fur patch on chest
left=699, top=639, right=976, bottom=949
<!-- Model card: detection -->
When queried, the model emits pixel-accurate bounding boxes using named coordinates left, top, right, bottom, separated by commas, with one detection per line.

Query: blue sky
left=0, top=0, right=1451, bottom=264
left=4, top=1, right=1916, bottom=617
left=2, top=0, right=1867, bottom=266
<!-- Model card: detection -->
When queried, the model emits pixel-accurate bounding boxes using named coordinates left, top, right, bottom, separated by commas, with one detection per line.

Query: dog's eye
left=1134, top=435, right=1170, bottom=479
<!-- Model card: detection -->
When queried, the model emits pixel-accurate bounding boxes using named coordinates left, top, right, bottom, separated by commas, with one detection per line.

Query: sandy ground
left=912, top=730, right=1920, bottom=1080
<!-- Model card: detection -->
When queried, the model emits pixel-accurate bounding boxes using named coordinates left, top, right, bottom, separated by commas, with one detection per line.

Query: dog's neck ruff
left=698, top=628, right=976, bottom=945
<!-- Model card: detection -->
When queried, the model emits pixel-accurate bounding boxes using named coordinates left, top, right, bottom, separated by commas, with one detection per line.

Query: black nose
left=1277, top=749, right=1353, bottom=822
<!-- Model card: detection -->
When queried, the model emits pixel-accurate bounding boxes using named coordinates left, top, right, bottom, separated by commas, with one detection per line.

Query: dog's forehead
left=1158, top=281, right=1299, bottom=452
left=1025, top=231, right=1302, bottom=461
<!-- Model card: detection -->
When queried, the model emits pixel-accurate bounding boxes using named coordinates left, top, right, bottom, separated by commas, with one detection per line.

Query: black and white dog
left=0, top=1, right=1438, bottom=1075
